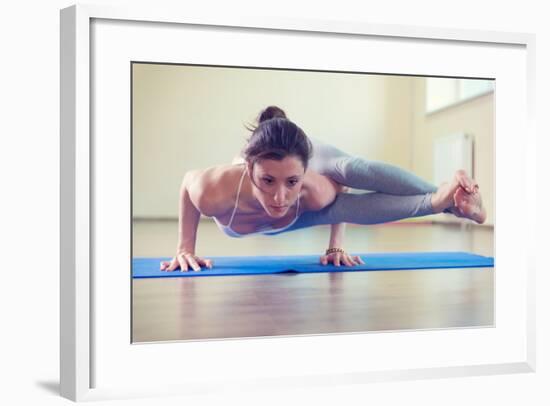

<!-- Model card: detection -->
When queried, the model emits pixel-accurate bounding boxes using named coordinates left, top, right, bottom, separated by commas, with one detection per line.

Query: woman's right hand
left=160, top=251, right=213, bottom=272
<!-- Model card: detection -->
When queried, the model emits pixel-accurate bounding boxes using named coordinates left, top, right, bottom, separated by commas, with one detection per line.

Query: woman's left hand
left=320, top=250, right=365, bottom=267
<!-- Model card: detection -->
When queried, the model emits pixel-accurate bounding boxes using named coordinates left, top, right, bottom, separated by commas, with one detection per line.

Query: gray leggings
left=270, top=137, right=441, bottom=234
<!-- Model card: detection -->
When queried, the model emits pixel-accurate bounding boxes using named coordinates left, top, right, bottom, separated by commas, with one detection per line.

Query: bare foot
left=431, top=172, right=462, bottom=212
left=445, top=205, right=466, bottom=218
left=454, top=169, right=479, bottom=194
left=453, top=187, right=487, bottom=224
left=431, top=169, right=480, bottom=215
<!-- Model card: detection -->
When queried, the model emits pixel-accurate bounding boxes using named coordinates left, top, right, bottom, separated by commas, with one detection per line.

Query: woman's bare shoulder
left=301, top=169, right=348, bottom=212
left=185, top=164, right=239, bottom=216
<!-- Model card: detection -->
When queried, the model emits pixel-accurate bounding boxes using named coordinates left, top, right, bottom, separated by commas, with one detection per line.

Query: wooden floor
left=132, top=219, right=494, bottom=343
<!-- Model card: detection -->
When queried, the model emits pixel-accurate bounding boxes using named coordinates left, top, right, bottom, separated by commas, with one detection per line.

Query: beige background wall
left=411, top=79, right=494, bottom=225
left=132, top=63, right=494, bottom=226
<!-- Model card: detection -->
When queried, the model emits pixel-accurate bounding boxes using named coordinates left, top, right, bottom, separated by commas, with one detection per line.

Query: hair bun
left=258, top=106, right=287, bottom=123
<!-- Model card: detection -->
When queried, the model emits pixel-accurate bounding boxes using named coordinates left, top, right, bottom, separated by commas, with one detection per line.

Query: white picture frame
left=60, top=3, right=536, bottom=402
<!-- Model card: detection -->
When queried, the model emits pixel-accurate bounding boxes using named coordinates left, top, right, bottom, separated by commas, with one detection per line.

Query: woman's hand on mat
left=320, top=251, right=365, bottom=267
left=160, top=252, right=213, bottom=272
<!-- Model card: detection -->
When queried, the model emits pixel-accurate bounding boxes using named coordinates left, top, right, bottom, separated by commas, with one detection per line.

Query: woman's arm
left=324, top=185, right=348, bottom=266
left=176, top=172, right=201, bottom=255
left=320, top=185, right=365, bottom=267
left=328, top=222, right=346, bottom=252
left=160, top=171, right=213, bottom=272
left=325, top=184, right=349, bottom=250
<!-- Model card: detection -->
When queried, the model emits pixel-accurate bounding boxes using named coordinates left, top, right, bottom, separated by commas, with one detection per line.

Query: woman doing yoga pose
left=160, top=106, right=486, bottom=272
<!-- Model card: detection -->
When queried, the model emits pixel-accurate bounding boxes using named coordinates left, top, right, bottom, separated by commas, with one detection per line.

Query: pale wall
left=133, top=64, right=493, bottom=226
left=132, top=64, right=414, bottom=218
left=411, top=77, right=495, bottom=225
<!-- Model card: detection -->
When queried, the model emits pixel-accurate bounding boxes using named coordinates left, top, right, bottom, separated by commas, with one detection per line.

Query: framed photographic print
left=60, top=3, right=536, bottom=402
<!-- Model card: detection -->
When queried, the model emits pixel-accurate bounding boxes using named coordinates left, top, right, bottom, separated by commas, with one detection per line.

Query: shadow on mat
left=277, top=269, right=300, bottom=274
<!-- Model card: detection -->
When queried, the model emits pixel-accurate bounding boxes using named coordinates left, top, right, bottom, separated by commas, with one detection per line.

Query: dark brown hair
left=242, top=106, right=313, bottom=170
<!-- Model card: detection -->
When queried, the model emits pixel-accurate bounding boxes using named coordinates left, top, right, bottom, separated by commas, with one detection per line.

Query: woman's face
left=247, top=156, right=306, bottom=218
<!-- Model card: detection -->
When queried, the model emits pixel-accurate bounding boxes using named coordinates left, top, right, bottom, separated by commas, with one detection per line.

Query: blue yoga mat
left=132, top=251, right=494, bottom=278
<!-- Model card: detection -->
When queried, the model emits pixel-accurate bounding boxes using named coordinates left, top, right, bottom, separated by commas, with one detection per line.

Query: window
left=426, top=78, right=494, bottom=114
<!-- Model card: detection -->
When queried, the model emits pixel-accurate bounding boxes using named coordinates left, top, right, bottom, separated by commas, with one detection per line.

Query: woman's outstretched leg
left=326, top=155, right=482, bottom=196
left=308, top=137, right=478, bottom=196
left=330, top=156, right=438, bottom=194
left=274, top=172, right=485, bottom=235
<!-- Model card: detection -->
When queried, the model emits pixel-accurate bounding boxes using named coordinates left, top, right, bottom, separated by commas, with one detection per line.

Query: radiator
left=433, top=133, right=474, bottom=187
